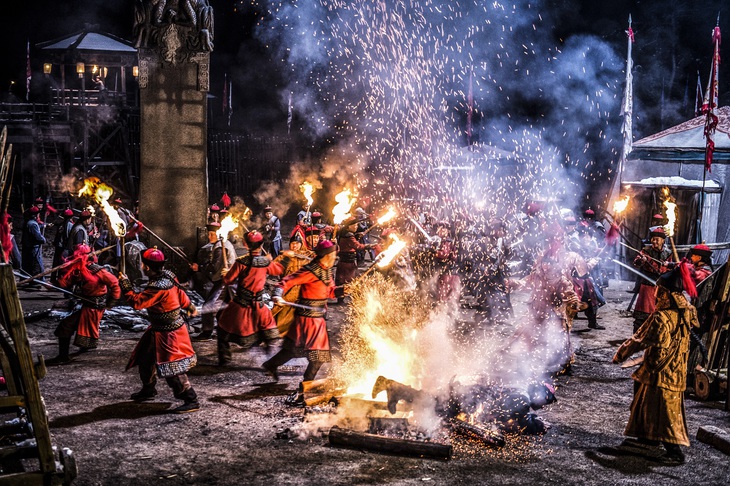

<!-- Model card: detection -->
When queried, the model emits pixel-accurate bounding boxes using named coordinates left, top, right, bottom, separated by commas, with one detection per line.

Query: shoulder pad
left=147, top=269, right=177, bottom=290
left=251, top=255, right=270, bottom=268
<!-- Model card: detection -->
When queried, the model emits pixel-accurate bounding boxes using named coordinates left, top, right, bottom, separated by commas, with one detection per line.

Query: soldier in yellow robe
left=272, top=234, right=315, bottom=337
left=613, top=266, right=699, bottom=464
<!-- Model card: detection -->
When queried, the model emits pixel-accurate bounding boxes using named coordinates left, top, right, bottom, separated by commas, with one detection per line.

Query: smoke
left=246, top=0, right=626, bottom=217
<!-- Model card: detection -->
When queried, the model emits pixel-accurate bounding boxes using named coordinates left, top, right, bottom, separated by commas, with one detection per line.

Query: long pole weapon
left=17, top=244, right=115, bottom=285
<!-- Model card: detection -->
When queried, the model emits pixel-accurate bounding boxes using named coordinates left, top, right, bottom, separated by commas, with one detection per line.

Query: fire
left=217, top=213, right=239, bottom=241
left=332, top=188, right=355, bottom=224
left=376, top=233, right=407, bottom=268
left=661, top=187, right=677, bottom=237
left=345, top=284, right=419, bottom=399
left=300, top=181, right=315, bottom=207
left=612, top=195, right=630, bottom=214
left=376, top=207, right=397, bottom=225
left=77, top=177, right=126, bottom=236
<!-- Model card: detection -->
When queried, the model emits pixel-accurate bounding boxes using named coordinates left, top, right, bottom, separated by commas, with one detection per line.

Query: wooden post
left=0, top=264, right=57, bottom=476
left=328, top=425, right=452, bottom=460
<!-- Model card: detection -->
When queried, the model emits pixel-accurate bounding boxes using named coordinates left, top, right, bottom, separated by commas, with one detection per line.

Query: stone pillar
left=135, top=2, right=214, bottom=257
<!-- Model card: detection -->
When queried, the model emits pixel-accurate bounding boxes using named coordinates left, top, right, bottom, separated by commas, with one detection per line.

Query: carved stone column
left=135, top=1, right=214, bottom=259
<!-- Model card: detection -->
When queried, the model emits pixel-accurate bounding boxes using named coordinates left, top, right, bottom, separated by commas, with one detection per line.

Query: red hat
left=649, top=227, right=666, bottom=239
left=583, top=208, right=595, bottom=216
left=652, top=213, right=664, bottom=220
left=245, top=230, right=264, bottom=245
left=312, top=211, right=322, bottom=218
left=34, top=196, right=44, bottom=204
left=29, top=206, right=40, bottom=214
left=63, top=208, right=74, bottom=217
left=210, top=204, right=220, bottom=212
left=689, top=244, right=712, bottom=259
left=314, top=239, right=336, bottom=257
left=113, top=198, right=123, bottom=205
left=142, top=247, right=165, bottom=264
left=305, top=227, right=321, bottom=236
left=264, top=206, right=273, bottom=212
left=80, top=209, right=92, bottom=218
left=206, top=222, right=222, bottom=232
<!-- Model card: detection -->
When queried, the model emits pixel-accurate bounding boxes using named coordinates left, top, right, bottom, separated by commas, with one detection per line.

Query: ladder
left=36, top=125, right=72, bottom=211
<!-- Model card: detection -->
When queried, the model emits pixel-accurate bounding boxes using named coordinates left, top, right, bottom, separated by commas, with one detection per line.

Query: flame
left=376, top=207, right=397, bottom=225
left=217, top=213, right=239, bottom=240
left=612, top=195, right=630, bottom=214
left=376, top=233, right=407, bottom=268
left=77, top=177, right=126, bottom=236
left=345, top=287, right=418, bottom=399
left=300, top=181, right=315, bottom=207
left=663, top=198, right=677, bottom=237
left=332, top=188, right=355, bottom=224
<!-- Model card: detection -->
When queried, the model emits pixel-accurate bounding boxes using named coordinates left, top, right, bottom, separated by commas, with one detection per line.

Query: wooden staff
left=17, top=245, right=115, bottom=285
left=668, top=236, right=680, bottom=262
left=120, top=235, right=126, bottom=274
left=121, top=209, right=192, bottom=265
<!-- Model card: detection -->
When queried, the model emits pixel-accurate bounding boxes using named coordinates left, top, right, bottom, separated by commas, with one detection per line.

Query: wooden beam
left=328, top=425, right=452, bottom=460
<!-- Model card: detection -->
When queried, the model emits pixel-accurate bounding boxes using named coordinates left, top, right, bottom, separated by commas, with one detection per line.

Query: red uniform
left=435, top=238, right=460, bottom=302
left=279, top=261, right=335, bottom=362
left=335, top=230, right=367, bottom=299
left=122, top=270, right=197, bottom=378
left=217, top=252, right=284, bottom=351
left=56, top=263, right=121, bottom=349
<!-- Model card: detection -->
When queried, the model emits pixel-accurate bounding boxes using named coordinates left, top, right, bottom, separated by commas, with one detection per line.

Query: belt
left=296, top=298, right=327, bottom=318
left=148, top=309, right=185, bottom=331
left=82, top=294, right=108, bottom=310
left=234, top=288, right=265, bottom=307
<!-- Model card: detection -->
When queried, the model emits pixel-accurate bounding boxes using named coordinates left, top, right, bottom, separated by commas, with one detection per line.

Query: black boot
left=171, top=387, right=200, bottom=414
left=46, top=337, right=72, bottom=365
left=285, top=382, right=305, bottom=407
left=661, top=443, right=686, bottom=464
left=217, top=333, right=232, bottom=366
left=130, top=384, right=158, bottom=402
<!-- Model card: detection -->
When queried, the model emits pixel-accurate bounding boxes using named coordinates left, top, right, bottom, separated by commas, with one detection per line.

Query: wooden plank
left=0, top=336, right=19, bottom=395
left=328, top=425, right=452, bottom=460
left=0, top=264, right=56, bottom=474
left=0, top=395, right=26, bottom=408
left=0, top=471, right=63, bottom=486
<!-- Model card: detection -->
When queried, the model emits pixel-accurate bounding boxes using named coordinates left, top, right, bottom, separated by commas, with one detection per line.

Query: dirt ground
left=11, top=275, right=730, bottom=486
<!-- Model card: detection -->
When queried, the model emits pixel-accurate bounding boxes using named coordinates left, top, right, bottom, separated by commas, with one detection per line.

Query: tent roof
left=622, top=176, right=722, bottom=193
left=39, top=31, right=136, bottom=53
left=633, top=106, right=730, bottom=150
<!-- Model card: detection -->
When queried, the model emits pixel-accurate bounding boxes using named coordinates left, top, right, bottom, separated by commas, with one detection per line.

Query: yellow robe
left=271, top=251, right=314, bottom=336
left=615, top=291, right=698, bottom=446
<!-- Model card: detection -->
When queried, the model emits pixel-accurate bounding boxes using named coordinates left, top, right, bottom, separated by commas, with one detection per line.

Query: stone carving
left=133, top=0, right=214, bottom=63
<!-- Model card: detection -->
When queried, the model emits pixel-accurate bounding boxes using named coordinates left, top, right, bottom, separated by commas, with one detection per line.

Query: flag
left=466, top=67, right=473, bottom=145
left=227, top=79, right=232, bottom=127
left=619, top=15, right=634, bottom=172
left=701, top=22, right=721, bottom=173
left=25, top=40, right=31, bottom=101
left=695, top=71, right=703, bottom=117
left=222, top=73, right=228, bottom=114
left=287, top=91, right=293, bottom=135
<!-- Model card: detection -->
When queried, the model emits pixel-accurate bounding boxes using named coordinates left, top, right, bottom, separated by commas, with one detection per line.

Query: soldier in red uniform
left=119, top=248, right=200, bottom=414
left=216, top=231, right=284, bottom=366
left=262, top=239, right=337, bottom=405
left=433, top=221, right=460, bottom=303
left=687, top=244, right=713, bottom=284
left=632, top=227, right=674, bottom=332
left=47, top=244, right=121, bottom=364
left=334, top=218, right=375, bottom=304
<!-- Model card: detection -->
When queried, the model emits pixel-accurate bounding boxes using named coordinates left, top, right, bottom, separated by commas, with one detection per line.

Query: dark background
left=1, top=1, right=728, bottom=190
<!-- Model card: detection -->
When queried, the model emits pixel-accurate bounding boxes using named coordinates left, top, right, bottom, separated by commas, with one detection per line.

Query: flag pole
left=697, top=13, right=721, bottom=243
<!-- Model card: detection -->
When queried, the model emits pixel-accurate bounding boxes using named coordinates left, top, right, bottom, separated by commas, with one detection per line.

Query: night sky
left=1, top=1, right=728, bottom=205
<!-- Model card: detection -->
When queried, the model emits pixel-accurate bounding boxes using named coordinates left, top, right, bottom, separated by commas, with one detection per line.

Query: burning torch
left=339, top=232, right=408, bottom=287
left=364, top=207, right=397, bottom=235
left=217, top=213, right=239, bottom=270
left=662, top=189, right=680, bottom=262
left=77, top=178, right=127, bottom=271
left=300, top=181, right=315, bottom=225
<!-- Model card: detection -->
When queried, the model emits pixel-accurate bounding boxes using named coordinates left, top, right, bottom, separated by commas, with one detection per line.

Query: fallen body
left=372, top=376, right=557, bottom=435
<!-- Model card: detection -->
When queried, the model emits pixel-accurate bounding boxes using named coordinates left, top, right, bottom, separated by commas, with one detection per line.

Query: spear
left=17, top=245, right=115, bottom=285
left=611, top=259, right=657, bottom=285
left=120, top=208, right=192, bottom=265
left=14, top=270, right=101, bottom=306
left=619, top=241, right=666, bottom=265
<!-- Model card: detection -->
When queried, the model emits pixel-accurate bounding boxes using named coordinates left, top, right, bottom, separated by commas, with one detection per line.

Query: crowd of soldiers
left=4, top=193, right=716, bottom=461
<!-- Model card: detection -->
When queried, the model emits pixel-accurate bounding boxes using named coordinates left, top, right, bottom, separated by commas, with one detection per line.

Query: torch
left=217, top=213, right=239, bottom=269
left=364, top=207, right=397, bottom=235
left=663, top=189, right=680, bottom=261
left=300, top=181, right=315, bottom=225
left=77, top=178, right=127, bottom=271
left=339, top=232, right=407, bottom=287
left=332, top=188, right=355, bottom=239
